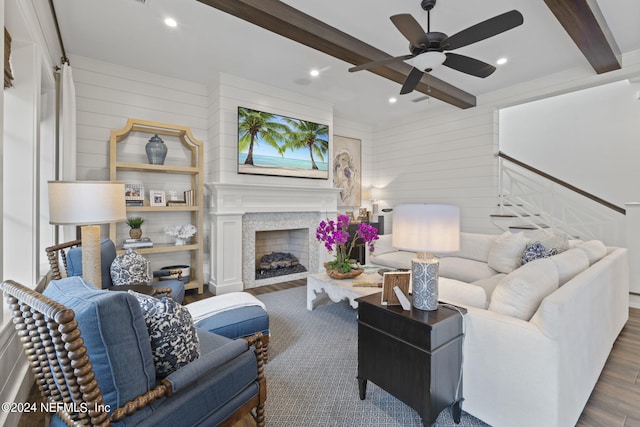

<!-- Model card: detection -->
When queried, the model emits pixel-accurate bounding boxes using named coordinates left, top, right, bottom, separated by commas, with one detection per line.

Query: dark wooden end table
left=356, top=292, right=466, bottom=427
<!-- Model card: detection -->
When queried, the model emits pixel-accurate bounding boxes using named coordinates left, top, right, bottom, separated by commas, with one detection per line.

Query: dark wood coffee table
left=356, top=292, right=466, bottom=427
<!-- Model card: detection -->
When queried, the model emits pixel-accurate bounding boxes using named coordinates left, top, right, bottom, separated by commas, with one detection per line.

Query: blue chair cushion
left=142, top=330, right=260, bottom=427
left=194, top=305, right=269, bottom=340
left=43, top=277, right=155, bottom=425
left=67, top=238, right=117, bottom=288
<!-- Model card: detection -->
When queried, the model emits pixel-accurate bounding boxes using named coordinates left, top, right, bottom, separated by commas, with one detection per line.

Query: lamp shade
left=48, top=181, right=126, bottom=225
left=392, top=204, right=460, bottom=253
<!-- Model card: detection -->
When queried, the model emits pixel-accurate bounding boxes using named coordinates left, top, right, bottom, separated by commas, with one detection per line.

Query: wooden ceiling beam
left=197, top=0, right=476, bottom=109
left=544, top=0, right=621, bottom=74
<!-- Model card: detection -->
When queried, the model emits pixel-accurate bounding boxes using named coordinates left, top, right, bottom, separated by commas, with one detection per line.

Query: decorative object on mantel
left=145, top=133, right=168, bottom=165
left=126, top=216, right=144, bottom=239
left=392, top=204, right=460, bottom=311
left=165, top=224, right=197, bottom=246
left=316, top=214, right=379, bottom=279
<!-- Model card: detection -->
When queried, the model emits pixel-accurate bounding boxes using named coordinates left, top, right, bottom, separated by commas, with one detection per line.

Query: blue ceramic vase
left=145, top=134, right=168, bottom=165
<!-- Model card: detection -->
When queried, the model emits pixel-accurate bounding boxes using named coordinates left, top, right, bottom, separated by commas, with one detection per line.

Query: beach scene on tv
left=238, top=107, right=329, bottom=179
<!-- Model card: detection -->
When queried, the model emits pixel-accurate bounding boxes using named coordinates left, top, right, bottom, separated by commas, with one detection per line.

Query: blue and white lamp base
left=411, top=256, right=439, bottom=311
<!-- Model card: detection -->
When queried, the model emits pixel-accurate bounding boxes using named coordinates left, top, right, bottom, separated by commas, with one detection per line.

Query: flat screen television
left=237, top=106, right=329, bottom=179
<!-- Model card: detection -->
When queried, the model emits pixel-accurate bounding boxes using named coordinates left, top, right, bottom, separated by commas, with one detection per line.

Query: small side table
left=356, top=292, right=466, bottom=427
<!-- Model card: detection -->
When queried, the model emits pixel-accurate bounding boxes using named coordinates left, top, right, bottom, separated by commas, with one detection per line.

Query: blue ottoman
left=187, top=293, right=270, bottom=360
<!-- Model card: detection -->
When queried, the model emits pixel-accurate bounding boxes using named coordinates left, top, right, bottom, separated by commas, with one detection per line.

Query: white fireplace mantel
left=207, top=182, right=341, bottom=215
left=205, top=182, right=341, bottom=294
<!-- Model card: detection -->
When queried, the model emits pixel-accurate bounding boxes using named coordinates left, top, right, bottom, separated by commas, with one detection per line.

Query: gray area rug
left=256, top=286, right=491, bottom=427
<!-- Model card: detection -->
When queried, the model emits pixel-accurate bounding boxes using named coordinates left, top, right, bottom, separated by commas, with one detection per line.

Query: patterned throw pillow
left=111, top=249, right=150, bottom=286
left=129, top=291, right=201, bottom=377
left=521, top=241, right=558, bottom=265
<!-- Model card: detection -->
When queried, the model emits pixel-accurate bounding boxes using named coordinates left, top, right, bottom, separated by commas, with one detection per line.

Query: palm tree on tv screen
left=281, top=119, right=329, bottom=170
left=238, top=108, right=288, bottom=165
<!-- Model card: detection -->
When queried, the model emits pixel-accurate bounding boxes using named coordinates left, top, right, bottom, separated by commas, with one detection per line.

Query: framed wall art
left=333, top=135, right=361, bottom=208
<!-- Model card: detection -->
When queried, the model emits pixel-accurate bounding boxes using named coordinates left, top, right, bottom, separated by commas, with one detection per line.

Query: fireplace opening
left=255, top=228, right=309, bottom=280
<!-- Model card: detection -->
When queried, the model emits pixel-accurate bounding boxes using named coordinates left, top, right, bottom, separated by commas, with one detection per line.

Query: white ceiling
left=52, top=0, right=640, bottom=124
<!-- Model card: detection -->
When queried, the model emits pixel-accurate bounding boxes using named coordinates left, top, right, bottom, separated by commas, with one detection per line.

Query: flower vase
left=324, top=262, right=364, bottom=280
left=145, top=134, right=168, bottom=165
left=174, top=237, right=186, bottom=246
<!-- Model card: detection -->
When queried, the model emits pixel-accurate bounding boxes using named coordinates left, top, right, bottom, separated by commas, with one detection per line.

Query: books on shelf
left=126, top=200, right=144, bottom=207
left=167, top=200, right=187, bottom=207
left=184, top=189, right=194, bottom=206
left=123, top=237, right=153, bottom=249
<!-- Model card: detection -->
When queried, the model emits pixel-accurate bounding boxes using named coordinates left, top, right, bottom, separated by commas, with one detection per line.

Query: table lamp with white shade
left=48, top=181, right=126, bottom=288
left=392, top=204, right=460, bottom=311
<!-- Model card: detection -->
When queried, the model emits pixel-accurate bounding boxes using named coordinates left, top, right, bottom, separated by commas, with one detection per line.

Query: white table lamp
left=48, top=181, right=126, bottom=288
left=392, top=204, right=460, bottom=310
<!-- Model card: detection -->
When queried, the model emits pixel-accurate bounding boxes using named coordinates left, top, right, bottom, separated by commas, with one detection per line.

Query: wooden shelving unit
left=109, top=118, right=204, bottom=294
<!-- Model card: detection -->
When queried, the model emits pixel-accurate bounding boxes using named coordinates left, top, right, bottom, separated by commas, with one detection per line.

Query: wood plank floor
left=19, top=281, right=640, bottom=426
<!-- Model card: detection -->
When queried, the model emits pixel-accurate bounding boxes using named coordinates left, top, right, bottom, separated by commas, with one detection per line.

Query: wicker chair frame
left=1, top=280, right=266, bottom=427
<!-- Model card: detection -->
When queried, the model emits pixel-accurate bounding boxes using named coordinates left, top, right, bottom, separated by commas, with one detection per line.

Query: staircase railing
left=497, top=152, right=626, bottom=245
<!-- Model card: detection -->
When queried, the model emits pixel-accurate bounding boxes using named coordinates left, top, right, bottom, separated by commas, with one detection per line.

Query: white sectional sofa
left=369, top=231, right=629, bottom=427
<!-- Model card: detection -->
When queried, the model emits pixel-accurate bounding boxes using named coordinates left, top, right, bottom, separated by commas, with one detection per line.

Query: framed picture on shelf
left=381, top=271, right=411, bottom=306
left=149, top=190, right=166, bottom=207
left=125, top=183, right=144, bottom=201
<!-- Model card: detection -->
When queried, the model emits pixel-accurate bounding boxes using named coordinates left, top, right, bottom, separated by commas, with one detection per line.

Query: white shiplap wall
left=372, top=103, right=501, bottom=234
left=210, top=73, right=335, bottom=187
left=72, top=55, right=209, bottom=271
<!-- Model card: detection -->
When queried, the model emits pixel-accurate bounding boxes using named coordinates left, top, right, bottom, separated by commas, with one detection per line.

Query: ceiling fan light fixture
left=407, top=51, right=446, bottom=71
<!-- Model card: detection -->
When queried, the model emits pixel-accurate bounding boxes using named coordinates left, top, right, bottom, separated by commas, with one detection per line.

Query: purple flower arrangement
left=316, top=214, right=379, bottom=273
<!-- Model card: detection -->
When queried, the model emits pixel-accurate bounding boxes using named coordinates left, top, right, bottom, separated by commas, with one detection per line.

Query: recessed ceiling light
left=389, top=97, right=397, bottom=104
left=496, top=57, right=508, bottom=65
left=164, top=17, right=177, bottom=27
left=309, top=69, right=320, bottom=77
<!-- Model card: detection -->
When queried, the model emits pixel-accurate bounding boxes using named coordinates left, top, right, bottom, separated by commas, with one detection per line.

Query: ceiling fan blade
left=441, top=10, right=523, bottom=50
left=400, top=67, right=425, bottom=95
left=349, top=54, right=414, bottom=72
left=390, top=14, right=429, bottom=47
left=443, top=53, right=496, bottom=78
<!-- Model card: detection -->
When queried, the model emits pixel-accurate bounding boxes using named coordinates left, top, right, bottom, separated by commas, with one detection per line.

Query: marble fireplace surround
left=206, top=183, right=340, bottom=295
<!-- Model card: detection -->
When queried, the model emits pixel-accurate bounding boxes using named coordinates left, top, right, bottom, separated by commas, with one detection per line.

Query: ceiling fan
left=349, top=0, right=524, bottom=95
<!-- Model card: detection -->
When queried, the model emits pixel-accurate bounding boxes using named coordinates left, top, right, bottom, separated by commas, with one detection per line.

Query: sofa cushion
left=471, top=273, right=507, bottom=301
left=43, top=277, right=155, bottom=423
left=489, top=257, right=560, bottom=320
left=67, top=238, right=117, bottom=288
left=521, top=241, right=557, bottom=265
left=575, top=240, right=608, bottom=265
left=488, top=231, right=529, bottom=273
left=440, top=232, right=498, bottom=263
left=130, top=291, right=201, bottom=378
left=439, top=257, right=498, bottom=283
left=550, top=248, right=590, bottom=285
left=369, top=250, right=413, bottom=270
left=373, top=233, right=398, bottom=255
left=438, top=277, right=488, bottom=309
left=524, top=230, right=570, bottom=254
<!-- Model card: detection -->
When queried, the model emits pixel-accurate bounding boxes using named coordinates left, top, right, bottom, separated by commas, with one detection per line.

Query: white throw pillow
left=575, top=240, right=608, bottom=265
left=441, top=232, right=498, bottom=263
left=550, top=248, right=590, bottom=285
left=489, top=257, right=560, bottom=321
left=488, top=231, right=529, bottom=273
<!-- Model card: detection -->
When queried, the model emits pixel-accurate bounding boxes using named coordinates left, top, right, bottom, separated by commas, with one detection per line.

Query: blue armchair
left=46, top=238, right=185, bottom=303
left=1, top=277, right=266, bottom=426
